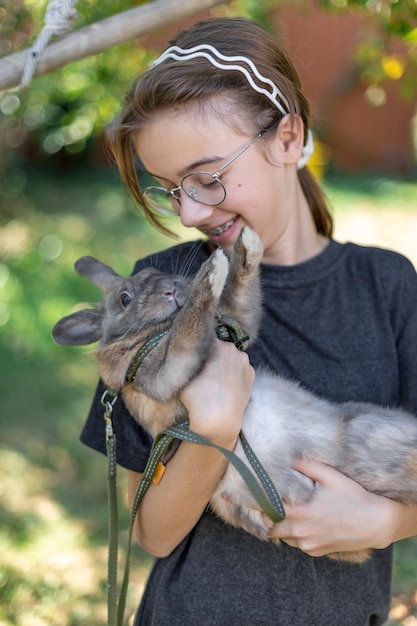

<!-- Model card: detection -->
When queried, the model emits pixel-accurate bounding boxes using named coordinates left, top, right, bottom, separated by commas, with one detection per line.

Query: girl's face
left=135, top=104, right=317, bottom=264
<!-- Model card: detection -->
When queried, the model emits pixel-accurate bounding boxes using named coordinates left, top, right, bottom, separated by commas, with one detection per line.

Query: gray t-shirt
left=81, top=238, right=417, bottom=626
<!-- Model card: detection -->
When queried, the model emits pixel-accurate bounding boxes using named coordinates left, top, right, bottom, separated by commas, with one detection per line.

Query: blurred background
left=1, top=1, right=416, bottom=624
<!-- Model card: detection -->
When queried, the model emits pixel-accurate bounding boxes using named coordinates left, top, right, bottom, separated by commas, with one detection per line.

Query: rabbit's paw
left=209, top=248, right=229, bottom=298
left=241, top=227, right=263, bottom=268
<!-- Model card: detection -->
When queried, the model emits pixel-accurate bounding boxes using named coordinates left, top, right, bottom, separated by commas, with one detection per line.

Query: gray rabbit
left=53, top=227, right=417, bottom=563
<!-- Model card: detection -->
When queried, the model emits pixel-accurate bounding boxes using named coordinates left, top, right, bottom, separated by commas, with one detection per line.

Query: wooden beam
left=0, top=0, right=227, bottom=91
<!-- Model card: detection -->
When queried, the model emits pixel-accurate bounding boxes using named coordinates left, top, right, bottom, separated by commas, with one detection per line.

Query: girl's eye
left=120, top=292, right=132, bottom=307
left=195, top=174, right=217, bottom=189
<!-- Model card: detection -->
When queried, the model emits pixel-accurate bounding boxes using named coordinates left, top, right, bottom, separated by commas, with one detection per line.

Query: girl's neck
left=263, top=183, right=328, bottom=267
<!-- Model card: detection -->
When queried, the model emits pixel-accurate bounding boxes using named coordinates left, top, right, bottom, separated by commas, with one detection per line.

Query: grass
left=1, top=162, right=417, bottom=625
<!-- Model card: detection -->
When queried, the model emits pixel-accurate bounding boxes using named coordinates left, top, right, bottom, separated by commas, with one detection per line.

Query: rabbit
left=52, top=227, right=417, bottom=563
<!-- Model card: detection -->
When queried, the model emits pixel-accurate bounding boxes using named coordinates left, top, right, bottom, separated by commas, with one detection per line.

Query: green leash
left=215, top=314, right=250, bottom=351
left=102, top=318, right=286, bottom=626
left=102, top=389, right=120, bottom=626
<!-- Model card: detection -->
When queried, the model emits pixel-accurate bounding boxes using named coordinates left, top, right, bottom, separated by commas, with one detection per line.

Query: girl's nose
left=179, top=194, right=215, bottom=228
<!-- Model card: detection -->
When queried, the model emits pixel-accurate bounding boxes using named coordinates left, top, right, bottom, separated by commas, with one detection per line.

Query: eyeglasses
left=142, top=131, right=264, bottom=216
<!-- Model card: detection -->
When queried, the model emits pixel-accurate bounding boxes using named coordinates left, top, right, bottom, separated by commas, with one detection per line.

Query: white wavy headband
left=152, top=44, right=314, bottom=170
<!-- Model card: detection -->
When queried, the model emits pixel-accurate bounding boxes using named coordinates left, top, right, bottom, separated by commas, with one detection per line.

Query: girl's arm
left=128, top=340, right=255, bottom=557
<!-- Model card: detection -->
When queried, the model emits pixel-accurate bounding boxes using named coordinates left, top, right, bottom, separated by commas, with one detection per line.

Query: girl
left=81, top=17, right=417, bottom=625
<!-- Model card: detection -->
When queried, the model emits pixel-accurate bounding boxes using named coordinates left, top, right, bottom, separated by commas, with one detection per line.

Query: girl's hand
left=269, top=458, right=401, bottom=557
left=179, top=340, right=255, bottom=445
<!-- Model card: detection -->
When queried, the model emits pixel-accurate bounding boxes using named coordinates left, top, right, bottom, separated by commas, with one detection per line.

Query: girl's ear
left=273, top=114, right=305, bottom=166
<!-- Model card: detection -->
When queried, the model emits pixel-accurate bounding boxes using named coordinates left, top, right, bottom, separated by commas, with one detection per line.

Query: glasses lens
left=142, top=187, right=180, bottom=216
left=182, top=172, right=225, bottom=206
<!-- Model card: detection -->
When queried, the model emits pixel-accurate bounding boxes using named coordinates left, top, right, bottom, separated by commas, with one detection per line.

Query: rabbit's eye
left=120, top=292, right=132, bottom=308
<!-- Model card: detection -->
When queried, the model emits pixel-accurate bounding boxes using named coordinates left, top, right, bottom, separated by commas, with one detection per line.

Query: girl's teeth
left=206, top=218, right=236, bottom=236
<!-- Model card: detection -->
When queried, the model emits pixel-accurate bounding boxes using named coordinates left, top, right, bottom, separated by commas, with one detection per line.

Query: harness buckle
left=101, top=388, right=119, bottom=442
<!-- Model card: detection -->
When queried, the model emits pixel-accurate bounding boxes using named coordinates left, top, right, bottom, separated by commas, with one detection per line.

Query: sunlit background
left=1, top=1, right=417, bottom=624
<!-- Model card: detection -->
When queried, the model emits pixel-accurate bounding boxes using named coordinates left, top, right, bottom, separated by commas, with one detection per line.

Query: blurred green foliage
left=0, top=0, right=154, bottom=164
left=0, top=162, right=183, bottom=625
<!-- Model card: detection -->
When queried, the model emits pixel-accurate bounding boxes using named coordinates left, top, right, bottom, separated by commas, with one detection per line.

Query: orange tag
left=153, top=461, right=166, bottom=485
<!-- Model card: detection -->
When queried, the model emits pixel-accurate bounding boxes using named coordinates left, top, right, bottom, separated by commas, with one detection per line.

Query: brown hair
left=108, top=17, right=333, bottom=237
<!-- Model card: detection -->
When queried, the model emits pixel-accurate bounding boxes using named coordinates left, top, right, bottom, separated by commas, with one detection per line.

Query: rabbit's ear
left=75, top=256, right=121, bottom=293
left=52, top=309, right=102, bottom=345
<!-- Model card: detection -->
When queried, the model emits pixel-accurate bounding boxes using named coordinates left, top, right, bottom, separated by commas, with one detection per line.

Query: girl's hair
left=108, top=17, right=333, bottom=237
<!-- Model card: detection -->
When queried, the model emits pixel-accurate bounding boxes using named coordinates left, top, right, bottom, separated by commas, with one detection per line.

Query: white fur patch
left=241, top=227, right=264, bottom=266
left=209, top=249, right=229, bottom=297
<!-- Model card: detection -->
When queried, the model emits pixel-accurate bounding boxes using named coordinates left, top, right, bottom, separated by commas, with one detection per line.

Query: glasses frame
left=142, top=130, right=265, bottom=216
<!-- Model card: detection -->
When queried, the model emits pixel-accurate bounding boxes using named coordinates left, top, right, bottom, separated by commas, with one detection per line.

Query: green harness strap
left=215, top=314, right=250, bottom=351
left=102, top=317, right=286, bottom=626
left=125, top=326, right=172, bottom=383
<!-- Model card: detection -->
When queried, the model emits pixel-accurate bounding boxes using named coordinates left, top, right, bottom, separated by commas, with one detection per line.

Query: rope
left=20, top=0, right=78, bottom=90
left=115, top=421, right=285, bottom=625
left=104, top=314, right=284, bottom=624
